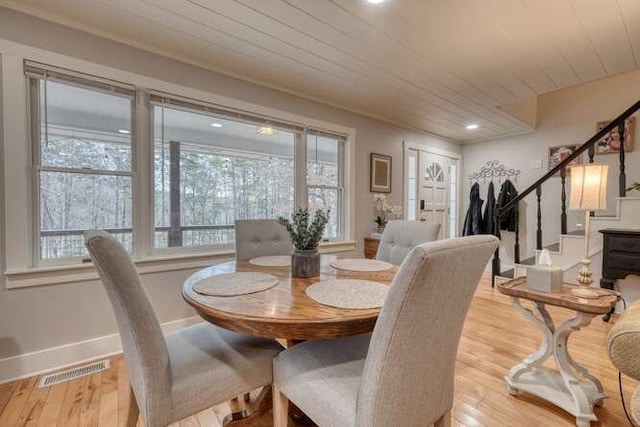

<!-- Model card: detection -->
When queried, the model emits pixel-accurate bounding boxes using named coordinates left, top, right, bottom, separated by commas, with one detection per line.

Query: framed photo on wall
left=370, top=153, right=392, bottom=193
left=548, top=144, right=582, bottom=173
left=595, top=117, right=635, bottom=155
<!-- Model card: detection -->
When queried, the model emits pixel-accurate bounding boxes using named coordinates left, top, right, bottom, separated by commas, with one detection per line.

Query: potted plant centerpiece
left=278, top=208, right=330, bottom=278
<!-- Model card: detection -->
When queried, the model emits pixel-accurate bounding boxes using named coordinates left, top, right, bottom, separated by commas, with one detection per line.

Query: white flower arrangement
left=372, top=193, right=393, bottom=229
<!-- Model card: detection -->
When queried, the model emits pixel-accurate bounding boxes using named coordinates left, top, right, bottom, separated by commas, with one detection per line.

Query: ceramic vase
left=291, top=249, right=320, bottom=278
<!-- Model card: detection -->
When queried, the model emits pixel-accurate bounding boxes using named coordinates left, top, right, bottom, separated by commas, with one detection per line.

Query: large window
left=28, top=70, right=134, bottom=262
left=153, top=100, right=298, bottom=249
left=23, top=64, right=348, bottom=264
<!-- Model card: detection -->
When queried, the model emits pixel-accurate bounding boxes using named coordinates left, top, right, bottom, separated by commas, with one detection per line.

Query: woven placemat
left=330, top=258, right=393, bottom=272
left=306, top=279, right=388, bottom=309
left=249, top=255, right=291, bottom=267
left=192, top=272, right=279, bottom=297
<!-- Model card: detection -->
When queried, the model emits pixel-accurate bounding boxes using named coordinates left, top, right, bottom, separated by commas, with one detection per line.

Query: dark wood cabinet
left=599, top=229, right=640, bottom=320
left=600, top=229, right=640, bottom=288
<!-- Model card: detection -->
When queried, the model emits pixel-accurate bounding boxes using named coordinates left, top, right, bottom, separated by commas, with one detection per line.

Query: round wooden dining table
left=182, top=255, right=398, bottom=340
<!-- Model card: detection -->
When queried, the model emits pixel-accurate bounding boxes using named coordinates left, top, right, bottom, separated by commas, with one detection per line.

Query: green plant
left=627, top=182, right=640, bottom=192
left=278, top=208, right=330, bottom=251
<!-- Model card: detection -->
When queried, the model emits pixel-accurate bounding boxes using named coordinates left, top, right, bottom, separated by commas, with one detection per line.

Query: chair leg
left=126, top=385, right=140, bottom=427
left=273, top=384, right=289, bottom=427
left=434, top=410, right=451, bottom=427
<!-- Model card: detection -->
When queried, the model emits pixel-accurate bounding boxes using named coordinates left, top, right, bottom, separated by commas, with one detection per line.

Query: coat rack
left=468, top=160, right=521, bottom=185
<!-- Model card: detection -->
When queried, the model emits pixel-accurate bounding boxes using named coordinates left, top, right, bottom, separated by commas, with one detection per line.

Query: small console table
left=600, top=229, right=640, bottom=321
left=497, top=277, right=619, bottom=427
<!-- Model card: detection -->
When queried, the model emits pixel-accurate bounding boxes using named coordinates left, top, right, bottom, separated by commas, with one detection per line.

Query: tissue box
left=527, top=265, right=563, bottom=293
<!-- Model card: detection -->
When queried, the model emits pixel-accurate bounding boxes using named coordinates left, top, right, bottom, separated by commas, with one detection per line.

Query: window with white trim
left=23, top=64, right=348, bottom=264
left=27, top=68, right=134, bottom=262
left=152, top=98, right=299, bottom=249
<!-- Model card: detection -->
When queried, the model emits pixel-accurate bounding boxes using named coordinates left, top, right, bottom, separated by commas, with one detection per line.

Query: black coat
left=480, top=181, right=495, bottom=234
left=462, top=182, right=483, bottom=236
left=497, top=179, right=518, bottom=232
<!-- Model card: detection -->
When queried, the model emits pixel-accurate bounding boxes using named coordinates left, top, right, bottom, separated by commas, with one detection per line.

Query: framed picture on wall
left=548, top=144, right=582, bottom=173
left=370, top=153, right=392, bottom=193
left=595, top=117, right=635, bottom=155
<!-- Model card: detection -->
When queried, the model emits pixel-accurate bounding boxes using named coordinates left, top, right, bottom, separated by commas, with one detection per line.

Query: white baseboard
left=0, top=316, right=203, bottom=384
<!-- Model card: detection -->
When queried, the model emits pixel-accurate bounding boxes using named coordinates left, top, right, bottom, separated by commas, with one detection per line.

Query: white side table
left=497, top=278, right=619, bottom=427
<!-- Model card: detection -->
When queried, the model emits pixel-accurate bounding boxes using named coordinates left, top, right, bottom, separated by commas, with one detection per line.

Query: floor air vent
left=38, top=359, right=110, bottom=388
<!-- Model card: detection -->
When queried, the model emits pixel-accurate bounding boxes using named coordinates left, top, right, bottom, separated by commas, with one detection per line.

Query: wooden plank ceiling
left=3, top=0, right=639, bottom=142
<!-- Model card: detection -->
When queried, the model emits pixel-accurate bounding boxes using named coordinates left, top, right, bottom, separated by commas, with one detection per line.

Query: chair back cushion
left=358, top=235, right=499, bottom=426
left=375, top=220, right=441, bottom=265
left=84, top=230, right=171, bottom=426
left=234, top=219, right=292, bottom=260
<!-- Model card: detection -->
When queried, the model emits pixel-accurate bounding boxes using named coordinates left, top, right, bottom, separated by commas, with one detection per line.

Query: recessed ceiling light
left=118, top=129, right=130, bottom=134
left=366, top=0, right=385, bottom=4
left=466, top=124, right=479, bottom=130
left=256, top=125, right=278, bottom=136
left=211, top=123, right=222, bottom=128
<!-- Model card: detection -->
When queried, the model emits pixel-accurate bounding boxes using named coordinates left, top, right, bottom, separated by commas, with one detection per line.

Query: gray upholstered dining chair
left=234, top=219, right=292, bottom=261
left=272, top=235, right=499, bottom=427
left=84, top=230, right=282, bottom=427
left=375, top=220, right=441, bottom=265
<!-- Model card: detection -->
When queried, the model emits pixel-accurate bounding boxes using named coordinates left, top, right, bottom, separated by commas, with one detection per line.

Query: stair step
left=517, top=235, right=583, bottom=267
left=499, top=269, right=515, bottom=279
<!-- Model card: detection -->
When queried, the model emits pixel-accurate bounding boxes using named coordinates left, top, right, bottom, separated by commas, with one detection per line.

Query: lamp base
left=576, top=259, right=593, bottom=286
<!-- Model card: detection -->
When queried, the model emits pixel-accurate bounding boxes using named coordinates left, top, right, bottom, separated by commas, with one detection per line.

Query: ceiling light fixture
left=366, top=0, right=385, bottom=4
left=466, top=124, right=479, bottom=130
left=257, top=125, right=277, bottom=136
left=211, top=123, right=222, bottom=128
left=118, top=129, right=130, bottom=134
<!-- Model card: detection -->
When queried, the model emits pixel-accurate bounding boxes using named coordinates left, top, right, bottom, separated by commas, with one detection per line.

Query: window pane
left=39, top=171, right=132, bottom=259
left=154, top=105, right=295, bottom=248
left=308, top=187, right=340, bottom=239
left=40, top=80, right=132, bottom=171
left=307, top=133, right=340, bottom=187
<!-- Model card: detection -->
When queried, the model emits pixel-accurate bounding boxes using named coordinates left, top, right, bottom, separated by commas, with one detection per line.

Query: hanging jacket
left=462, top=182, right=483, bottom=236
left=497, top=179, right=518, bottom=231
left=480, top=181, right=496, bottom=234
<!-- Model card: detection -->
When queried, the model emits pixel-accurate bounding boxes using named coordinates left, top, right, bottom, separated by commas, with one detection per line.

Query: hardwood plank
left=0, top=380, right=20, bottom=414
left=0, top=377, right=39, bottom=426
left=36, top=381, right=69, bottom=427
left=195, top=408, right=222, bottom=427
left=56, top=373, right=91, bottom=427
left=78, top=370, right=102, bottom=427
left=17, top=377, right=51, bottom=426
left=117, top=356, right=134, bottom=427
left=97, top=357, right=120, bottom=427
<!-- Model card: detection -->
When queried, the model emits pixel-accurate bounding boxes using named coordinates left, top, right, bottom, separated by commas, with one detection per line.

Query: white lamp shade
left=568, top=164, right=608, bottom=211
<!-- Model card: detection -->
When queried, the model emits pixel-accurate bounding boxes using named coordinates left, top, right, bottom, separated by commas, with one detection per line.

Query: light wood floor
left=0, top=273, right=637, bottom=426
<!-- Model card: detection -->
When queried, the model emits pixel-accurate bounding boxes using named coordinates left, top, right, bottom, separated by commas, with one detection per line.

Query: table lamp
left=568, top=164, right=608, bottom=286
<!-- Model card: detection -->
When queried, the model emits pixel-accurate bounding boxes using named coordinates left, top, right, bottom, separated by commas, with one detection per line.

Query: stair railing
left=491, top=99, right=640, bottom=284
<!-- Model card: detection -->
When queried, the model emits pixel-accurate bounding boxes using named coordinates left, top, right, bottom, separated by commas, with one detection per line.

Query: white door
left=417, top=151, right=457, bottom=239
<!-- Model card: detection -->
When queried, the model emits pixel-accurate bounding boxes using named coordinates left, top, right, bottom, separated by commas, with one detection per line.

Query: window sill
left=3, top=240, right=356, bottom=289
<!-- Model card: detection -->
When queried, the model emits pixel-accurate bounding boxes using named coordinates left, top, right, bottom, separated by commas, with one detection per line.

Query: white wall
left=462, top=68, right=640, bottom=268
left=0, top=8, right=460, bottom=381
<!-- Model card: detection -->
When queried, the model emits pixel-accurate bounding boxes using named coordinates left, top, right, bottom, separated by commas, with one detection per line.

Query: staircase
left=492, top=100, right=640, bottom=287
left=495, top=197, right=640, bottom=286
